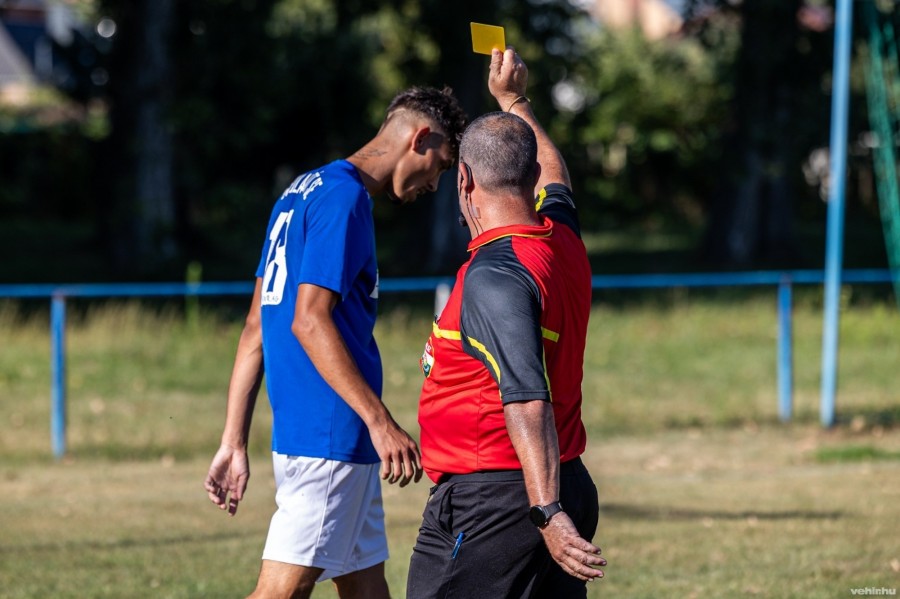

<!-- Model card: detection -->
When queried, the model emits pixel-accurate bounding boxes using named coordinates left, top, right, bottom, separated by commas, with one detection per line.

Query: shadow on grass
left=601, top=504, right=845, bottom=521
left=835, top=406, right=900, bottom=430
left=0, top=530, right=259, bottom=554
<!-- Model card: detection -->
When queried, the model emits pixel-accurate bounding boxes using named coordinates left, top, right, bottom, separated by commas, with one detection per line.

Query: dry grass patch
left=2, top=426, right=898, bottom=598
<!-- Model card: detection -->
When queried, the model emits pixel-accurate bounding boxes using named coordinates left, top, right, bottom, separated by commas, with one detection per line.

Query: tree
left=555, top=24, right=733, bottom=235
left=11, top=0, right=847, bottom=280
left=690, top=0, right=834, bottom=267
left=352, top=0, right=590, bottom=275
left=98, top=0, right=177, bottom=273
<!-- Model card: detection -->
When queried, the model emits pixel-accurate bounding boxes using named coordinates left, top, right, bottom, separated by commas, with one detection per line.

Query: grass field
left=1, top=293, right=899, bottom=598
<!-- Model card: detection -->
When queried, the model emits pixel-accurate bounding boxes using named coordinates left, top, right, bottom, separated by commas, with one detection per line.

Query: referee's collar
left=467, top=216, right=553, bottom=252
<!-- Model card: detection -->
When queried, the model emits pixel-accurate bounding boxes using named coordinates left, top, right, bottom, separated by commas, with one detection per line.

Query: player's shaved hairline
left=384, top=86, right=467, bottom=157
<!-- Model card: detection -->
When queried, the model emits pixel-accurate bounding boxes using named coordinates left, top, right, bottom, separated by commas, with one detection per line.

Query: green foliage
left=0, top=125, right=100, bottom=220
left=556, top=26, right=735, bottom=228
left=0, top=0, right=890, bottom=278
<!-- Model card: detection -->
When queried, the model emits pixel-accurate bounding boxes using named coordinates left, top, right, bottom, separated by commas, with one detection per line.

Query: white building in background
left=0, top=19, right=34, bottom=106
left=589, top=0, right=684, bottom=40
left=0, top=0, right=83, bottom=95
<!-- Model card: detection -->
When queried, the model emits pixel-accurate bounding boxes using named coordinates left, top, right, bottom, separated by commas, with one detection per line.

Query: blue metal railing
left=1, top=269, right=894, bottom=458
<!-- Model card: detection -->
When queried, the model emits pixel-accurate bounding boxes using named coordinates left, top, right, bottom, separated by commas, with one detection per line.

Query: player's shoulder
left=279, top=160, right=367, bottom=207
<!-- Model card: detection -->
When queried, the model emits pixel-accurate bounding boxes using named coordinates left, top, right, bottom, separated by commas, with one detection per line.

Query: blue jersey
left=255, top=160, right=381, bottom=463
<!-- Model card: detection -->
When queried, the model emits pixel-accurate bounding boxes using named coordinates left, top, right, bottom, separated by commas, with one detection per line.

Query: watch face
left=529, top=506, right=547, bottom=527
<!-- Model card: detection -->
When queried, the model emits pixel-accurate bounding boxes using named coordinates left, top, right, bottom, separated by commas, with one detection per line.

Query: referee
left=407, top=48, right=606, bottom=598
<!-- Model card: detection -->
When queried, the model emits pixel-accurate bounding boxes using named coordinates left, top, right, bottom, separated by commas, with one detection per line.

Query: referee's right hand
left=540, top=512, right=607, bottom=582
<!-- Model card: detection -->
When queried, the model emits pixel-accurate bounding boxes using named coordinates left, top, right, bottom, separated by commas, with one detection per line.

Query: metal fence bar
left=0, top=269, right=893, bottom=300
left=591, top=269, right=894, bottom=289
left=0, top=281, right=256, bottom=298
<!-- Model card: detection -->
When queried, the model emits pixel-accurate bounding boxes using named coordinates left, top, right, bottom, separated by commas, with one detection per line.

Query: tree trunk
left=423, top=1, right=499, bottom=274
left=99, top=0, right=176, bottom=274
left=702, top=0, right=801, bottom=267
left=133, top=0, right=175, bottom=264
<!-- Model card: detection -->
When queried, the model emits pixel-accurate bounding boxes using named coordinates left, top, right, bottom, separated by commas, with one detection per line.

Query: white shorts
left=261, top=453, right=388, bottom=581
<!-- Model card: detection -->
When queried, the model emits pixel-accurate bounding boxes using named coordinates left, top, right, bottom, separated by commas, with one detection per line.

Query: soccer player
left=204, top=87, right=466, bottom=599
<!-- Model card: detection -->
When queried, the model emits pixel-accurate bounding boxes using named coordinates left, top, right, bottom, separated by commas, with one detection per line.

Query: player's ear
left=413, top=126, right=432, bottom=153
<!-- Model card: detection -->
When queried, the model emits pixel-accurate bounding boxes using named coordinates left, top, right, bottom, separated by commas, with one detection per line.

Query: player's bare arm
left=292, top=282, right=423, bottom=487
left=204, top=277, right=265, bottom=516
left=504, top=400, right=606, bottom=581
left=489, top=47, right=571, bottom=193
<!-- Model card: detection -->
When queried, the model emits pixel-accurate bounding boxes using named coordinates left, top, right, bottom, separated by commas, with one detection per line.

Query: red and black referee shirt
left=418, top=183, right=592, bottom=483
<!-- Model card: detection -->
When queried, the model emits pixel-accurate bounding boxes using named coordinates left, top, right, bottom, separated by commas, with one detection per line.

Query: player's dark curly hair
left=386, top=86, right=468, bottom=158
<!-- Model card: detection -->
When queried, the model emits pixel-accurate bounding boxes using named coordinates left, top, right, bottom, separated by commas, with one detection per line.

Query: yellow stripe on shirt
left=466, top=336, right=501, bottom=382
left=432, top=321, right=462, bottom=340
left=535, top=187, right=548, bottom=212
left=541, top=327, right=559, bottom=342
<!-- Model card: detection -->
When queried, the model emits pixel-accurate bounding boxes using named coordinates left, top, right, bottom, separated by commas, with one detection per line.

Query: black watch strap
left=529, top=501, right=564, bottom=528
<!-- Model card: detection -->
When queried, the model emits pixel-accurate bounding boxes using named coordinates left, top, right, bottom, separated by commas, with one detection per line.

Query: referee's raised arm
left=488, top=47, right=572, bottom=195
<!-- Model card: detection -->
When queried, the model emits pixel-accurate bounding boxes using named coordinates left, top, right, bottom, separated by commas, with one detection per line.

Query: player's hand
left=539, top=512, right=607, bottom=582
left=204, top=443, right=250, bottom=516
left=489, top=46, right=529, bottom=110
left=369, top=417, right=423, bottom=487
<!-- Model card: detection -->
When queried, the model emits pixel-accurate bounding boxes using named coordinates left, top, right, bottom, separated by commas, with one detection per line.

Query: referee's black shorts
left=406, top=457, right=599, bottom=599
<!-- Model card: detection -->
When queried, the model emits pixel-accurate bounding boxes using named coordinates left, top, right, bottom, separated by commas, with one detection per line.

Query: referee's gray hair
left=459, top=112, right=538, bottom=194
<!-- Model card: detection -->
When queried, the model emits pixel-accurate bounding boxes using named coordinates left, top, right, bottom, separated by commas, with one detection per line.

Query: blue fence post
left=50, top=294, right=67, bottom=459
left=777, top=275, right=794, bottom=422
left=821, top=0, right=854, bottom=428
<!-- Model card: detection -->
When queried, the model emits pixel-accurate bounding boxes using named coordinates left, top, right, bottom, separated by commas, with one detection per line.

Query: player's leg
left=248, top=560, right=323, bottom=599
left=332, top=562, right=390, bottom=599
left=330, top=462, right=391, bottom=598
left=258, top=455, right=387, bottom=598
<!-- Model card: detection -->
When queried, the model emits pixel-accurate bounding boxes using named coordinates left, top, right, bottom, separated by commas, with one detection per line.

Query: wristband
left=505, top=95, right=530, bottom=112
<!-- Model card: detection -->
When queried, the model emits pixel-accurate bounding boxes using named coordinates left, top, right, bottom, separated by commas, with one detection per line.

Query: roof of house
left=0, top=20, right=34, bottom=87
left=591, top=0, right=683, bottom=40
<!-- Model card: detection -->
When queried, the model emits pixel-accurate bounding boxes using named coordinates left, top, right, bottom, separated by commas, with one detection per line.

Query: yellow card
left=470, top=22, right=505, bottom=55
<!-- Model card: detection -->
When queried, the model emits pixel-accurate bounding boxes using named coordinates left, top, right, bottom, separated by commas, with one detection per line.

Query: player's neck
left=347, top=139, right=396, bottom=198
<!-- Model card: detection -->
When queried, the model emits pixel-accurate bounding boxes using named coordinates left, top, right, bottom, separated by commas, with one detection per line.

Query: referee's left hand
left=489, top=47, right=528, bottom=111
left=540, top=512, right=607, bottom=582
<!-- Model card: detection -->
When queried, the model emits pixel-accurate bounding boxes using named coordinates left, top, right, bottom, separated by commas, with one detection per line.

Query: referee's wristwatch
left=529, top=501, right=564, bottom=528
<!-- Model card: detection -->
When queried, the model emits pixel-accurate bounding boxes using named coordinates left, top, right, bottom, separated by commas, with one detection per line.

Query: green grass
left=814, top=445, right=900, bottom=463
left=1, top=296, right=899, bottom=598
